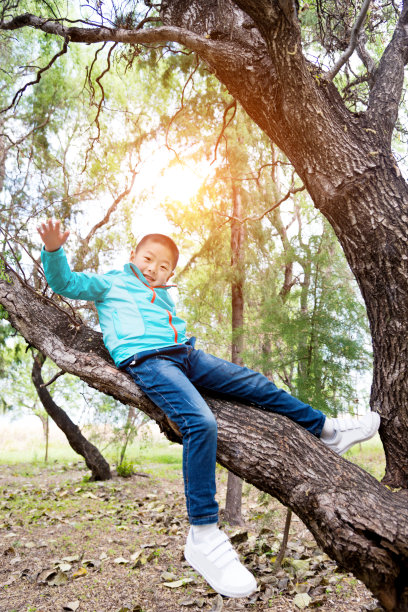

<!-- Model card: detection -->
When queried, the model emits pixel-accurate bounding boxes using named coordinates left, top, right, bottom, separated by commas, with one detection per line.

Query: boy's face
left=130, top=240, right=174, bottom=287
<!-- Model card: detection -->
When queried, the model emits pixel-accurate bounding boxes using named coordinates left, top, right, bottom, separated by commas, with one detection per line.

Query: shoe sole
left=184, top=549, right=257, bottom=598
left=338, top=413, right=380, bottom=455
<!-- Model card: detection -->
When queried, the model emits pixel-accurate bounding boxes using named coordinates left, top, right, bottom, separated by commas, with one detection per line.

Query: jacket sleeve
left=41, top=247, right=112, bottom=301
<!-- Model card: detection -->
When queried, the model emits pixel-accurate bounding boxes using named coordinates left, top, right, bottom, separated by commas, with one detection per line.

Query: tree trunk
left=31, top=351, right=111, bottom=481
left=36, top=413, right=49, bottom=462
left=224, top=182, right=245, bottom=527
left=119, top=405, right=136, bottom=466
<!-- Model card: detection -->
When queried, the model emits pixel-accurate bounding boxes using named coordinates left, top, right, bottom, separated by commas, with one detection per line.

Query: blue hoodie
left=41, top=247, right=188, bottom=366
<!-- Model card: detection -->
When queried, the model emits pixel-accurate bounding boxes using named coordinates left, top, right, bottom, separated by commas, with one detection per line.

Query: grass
left=0, top=423, right=385, bottom=483
left=343, top=434, right=385, bottom=480
left=0, top=420, right=183, bottom=470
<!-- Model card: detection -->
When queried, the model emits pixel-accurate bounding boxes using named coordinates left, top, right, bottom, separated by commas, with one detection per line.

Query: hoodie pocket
left=112, top=306, right=145, bottom=339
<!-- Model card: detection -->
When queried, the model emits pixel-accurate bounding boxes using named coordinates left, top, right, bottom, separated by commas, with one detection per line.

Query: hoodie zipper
left=130, top=266, right=178, bottom=343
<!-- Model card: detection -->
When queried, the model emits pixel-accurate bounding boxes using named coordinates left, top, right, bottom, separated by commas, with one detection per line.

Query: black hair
left=135, top=234, right=179, bottom=269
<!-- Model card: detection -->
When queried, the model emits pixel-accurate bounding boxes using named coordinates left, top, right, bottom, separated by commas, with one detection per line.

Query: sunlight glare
left=155, top=164, right=206, bottom=204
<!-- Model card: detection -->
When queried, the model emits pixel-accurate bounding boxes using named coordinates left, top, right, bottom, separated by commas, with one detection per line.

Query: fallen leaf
left=180, top=598, right=206, bottom=607
left=82, top=558, right=101, bottom=569
left=82, top=492, right=99, bottom=499
left=37, top=569, right=57, bottom=584
left=48, top=570, right=69, bottom=586
left=113, top=557, right=129, bottom=564
left=230, top=530, right=248, bottom=545
left=72, top=567, right=88, bottom=579
left=56, top=563, right=72, bottom=572
left=63, top=555, right=80, bottom=562
left=160, top=571, right=177, bottom=581
left=62, top=601, right=80, bottom=611
left=163, top=577, right=195, bottom=588
left=294, top=592, right=312, bottom=609
left=210, top=594, right=224, bottom=611
left=291, top=558, right=311, bottom=574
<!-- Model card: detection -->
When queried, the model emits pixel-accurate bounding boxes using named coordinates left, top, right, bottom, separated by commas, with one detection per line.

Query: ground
left=0, top=445, right=385, bottom=612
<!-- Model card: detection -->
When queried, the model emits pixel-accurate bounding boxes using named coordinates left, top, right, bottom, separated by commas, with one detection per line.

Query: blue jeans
left=124, top=339, right=325, bottom=525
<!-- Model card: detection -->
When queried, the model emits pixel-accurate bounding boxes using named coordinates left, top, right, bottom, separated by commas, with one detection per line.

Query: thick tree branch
left=357, top=32, right=376, bottom=77
left=366, top=6, right=408, bottom=143
left=232, top=0, right=294, bottom=31
left=325, top=0, right=372, bottom=81
left=1, top=268, right=408, bottom=609
left=0, top=14, right=232, bottom=56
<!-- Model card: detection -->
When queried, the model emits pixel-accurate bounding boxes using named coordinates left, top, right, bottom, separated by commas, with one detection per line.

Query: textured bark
left=1, top=270, right=408, bottom=609
left=31, top=352, right=112, bottom=481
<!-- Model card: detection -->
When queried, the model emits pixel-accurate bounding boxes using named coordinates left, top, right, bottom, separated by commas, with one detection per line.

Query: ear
left=166, top=270, right=175, bottom=282
left=130, top=249, right=136, bottom=263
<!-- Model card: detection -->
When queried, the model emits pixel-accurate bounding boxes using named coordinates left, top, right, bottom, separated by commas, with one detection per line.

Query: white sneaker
left=184, top=526, right=257, bottom=598
left=323, top=412, right=380, bottom=455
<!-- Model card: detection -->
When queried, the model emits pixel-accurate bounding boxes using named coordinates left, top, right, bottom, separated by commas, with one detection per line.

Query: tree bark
left=31, top=351, right=111, bottom=481
left=119, top=405, right=136, bottom=467
left=2, top=254, right=408, bottom=610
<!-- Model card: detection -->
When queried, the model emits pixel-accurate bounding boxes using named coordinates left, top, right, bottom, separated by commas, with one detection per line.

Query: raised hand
left=37, top=218, right=70, bottom=252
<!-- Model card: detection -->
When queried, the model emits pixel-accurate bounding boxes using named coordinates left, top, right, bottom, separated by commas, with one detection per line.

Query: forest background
left=0, top=1, right=373, bottom=456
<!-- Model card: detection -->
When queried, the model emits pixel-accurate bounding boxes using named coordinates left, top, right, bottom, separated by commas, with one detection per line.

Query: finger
left=61, top=230, right=70, bottom=244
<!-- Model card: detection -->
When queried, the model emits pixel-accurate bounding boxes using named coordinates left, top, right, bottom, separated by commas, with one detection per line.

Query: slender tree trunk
left=225, top=182, right=245, bottom=526
left=274, top=508, right=292, bottom=569
left=0, top=116, right=5, bottom=194
left=35, top=413, right=49, bottom=462
left=31, top=352, right=111, bottom=481
left=119, top=405, right=136, bottom=466
left=44, top=414, right=49, bottom=462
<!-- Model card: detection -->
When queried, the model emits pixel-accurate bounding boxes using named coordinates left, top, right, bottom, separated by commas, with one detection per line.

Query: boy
left=38, top=219, right=380, bottom=599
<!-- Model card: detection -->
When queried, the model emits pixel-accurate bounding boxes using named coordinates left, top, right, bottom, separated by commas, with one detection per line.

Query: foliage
left=161, top=95, right=372, bottom=415
left=116, top=459, right=136, bottom=478
left=0, top=3, right=373, bottom=424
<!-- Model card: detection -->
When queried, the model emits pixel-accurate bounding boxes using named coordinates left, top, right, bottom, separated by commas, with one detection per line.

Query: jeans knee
left=197, top=413, right=217, bottom=438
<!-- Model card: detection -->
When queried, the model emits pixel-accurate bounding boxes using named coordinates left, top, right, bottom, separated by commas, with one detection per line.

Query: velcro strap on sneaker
left=206, top=535, right=239, bottom=568
left=200, top=531, right=230, bottom=555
